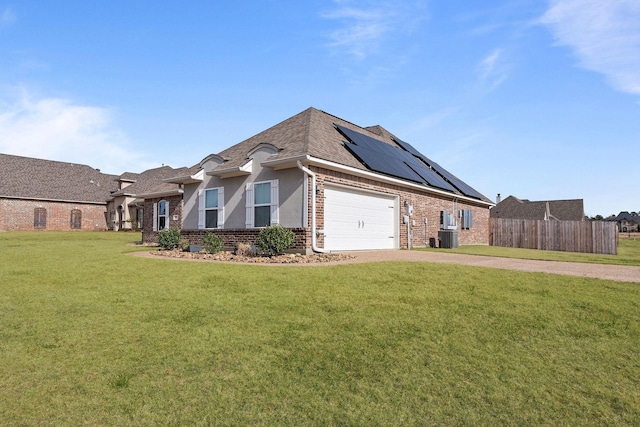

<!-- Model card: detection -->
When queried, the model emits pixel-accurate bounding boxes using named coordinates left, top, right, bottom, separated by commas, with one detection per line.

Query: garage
left=323, top=185, right=398, bottom=251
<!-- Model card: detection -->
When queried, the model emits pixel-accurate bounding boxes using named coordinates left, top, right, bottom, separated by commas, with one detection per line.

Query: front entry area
left=323, top=185, right=398, bottom=251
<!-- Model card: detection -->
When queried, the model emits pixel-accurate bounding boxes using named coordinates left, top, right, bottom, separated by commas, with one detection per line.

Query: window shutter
left=198, top=189, right=205, bottom=229
left=152, top=203, right=158, bottom=231
left=467, top=210, right=473, bottom=229
left=270, top=179, right=279, bottom=225
left=245, top=183, right=253, bottom=228
left=217, top=187, right=225, bottom=229
left=165, top=201, right=169, bottom=230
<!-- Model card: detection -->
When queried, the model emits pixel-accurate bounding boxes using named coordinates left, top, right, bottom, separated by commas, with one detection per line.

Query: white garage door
left=324, top=185, right=398, bottom=251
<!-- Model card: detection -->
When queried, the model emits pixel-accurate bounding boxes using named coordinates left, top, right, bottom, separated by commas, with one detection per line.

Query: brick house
left=146, top=107, right=494, bottom=252
left=106, top=166, right=190, bottom=231
left=490, top=195, right=585, bottom=221
left=0, top=153, right=119, bottom=231
left=614, top=211, right=639, bottom=232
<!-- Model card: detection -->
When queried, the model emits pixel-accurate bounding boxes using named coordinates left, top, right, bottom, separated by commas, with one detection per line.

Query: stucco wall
left=0, top=198, right=108, bottom=231
left=182, top=153, right=305, bottom=230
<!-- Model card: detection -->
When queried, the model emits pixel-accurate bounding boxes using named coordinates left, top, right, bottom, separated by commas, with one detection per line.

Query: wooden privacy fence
left=490, top=218, right=618, bottom=255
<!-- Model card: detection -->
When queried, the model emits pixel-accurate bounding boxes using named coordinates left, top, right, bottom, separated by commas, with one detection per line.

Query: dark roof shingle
left=0, top=153, right=119, bottom=203
left=490, top=195, right=584, bottom=220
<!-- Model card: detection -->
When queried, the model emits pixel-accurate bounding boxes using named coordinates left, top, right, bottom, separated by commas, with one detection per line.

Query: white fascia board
left=163, top=169, right=204, bottom=184
left=280, top=155, right=495, bottom=208
left=137, top=188, right=184, bottom=200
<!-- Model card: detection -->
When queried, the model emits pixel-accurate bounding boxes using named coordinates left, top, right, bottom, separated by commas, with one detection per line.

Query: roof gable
left=110, top=165, right=191, bottom=198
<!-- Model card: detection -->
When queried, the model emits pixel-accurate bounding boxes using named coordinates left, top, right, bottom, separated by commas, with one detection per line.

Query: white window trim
left=245, top=179, right=279, bottom=228
left=153, top=200, right=169, bottom=231
left=198, top=187, right=225, bottom=229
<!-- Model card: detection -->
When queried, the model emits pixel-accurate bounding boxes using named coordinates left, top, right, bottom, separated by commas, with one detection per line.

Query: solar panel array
left=336, top=125, right=485, bottom=200
left=393, top=137, right=486, bottom=200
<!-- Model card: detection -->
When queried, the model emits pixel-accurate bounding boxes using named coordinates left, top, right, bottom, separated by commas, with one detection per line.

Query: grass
left=1, top=232, right=639, bottom=425
left=419, top=237, right=640, bottom=266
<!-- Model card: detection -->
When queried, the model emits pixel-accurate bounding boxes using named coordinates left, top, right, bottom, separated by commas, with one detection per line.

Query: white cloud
left=321, top=1, right=428, bottom=59
left=0, top=7, right=16, bottom=29
left=0, top=89, right=156, bottom=174
left=477, top=48, right=509, bottom=90
left=540, top=0, right=640, bottom=95
left=322, top=6, right=389, bottom=59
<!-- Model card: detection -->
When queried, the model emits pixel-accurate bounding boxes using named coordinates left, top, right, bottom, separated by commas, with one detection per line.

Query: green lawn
left=419, top=237, right=640, bottom=266
left=1, top=232, right=639, bottom=425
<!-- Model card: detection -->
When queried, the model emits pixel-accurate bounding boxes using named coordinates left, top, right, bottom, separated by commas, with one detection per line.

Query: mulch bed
left=150, top=249, right=355, bottom=264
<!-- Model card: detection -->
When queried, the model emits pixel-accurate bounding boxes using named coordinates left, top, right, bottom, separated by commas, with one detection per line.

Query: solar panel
left=337, top=124, right=483, bottom=198
left=344, top=142, right=425, bottom=183
left=337, top=125, right=398, bottom=156
left=393, top=137, right=422, bottom=157
left=423, top=157, right=486, bottom=200
left=394, top=137, right=486, bottom=200
left=403, top=156, right=458, bottom=193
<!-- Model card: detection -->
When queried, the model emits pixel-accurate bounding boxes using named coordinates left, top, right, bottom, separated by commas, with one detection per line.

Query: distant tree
left=591, top=215, right=604, bottom=221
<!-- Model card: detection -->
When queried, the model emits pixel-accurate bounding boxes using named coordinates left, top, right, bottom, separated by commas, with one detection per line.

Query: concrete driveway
left=343, top=250, right=640, bottom=284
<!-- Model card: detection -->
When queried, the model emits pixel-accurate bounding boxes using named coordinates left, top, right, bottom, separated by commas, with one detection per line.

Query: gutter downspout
left=297, top=161, right=329, bottom=253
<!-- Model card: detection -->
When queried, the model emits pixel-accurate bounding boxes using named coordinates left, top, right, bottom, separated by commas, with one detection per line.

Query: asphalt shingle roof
left=110, top=165, right=191, bottom=198
left=490, top=195, right=584, bottom=221
left=187, top=107, right=490, bottom=202
left=0, top=153, right=119, bottom=203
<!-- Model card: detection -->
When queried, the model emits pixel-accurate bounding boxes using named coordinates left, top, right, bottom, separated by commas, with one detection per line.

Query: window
left=34, top=208, right=47, bottom=229
left=254, top=182, right=271, bottom=227
left=70, top=209, right=82, bottom=229
left=245, top=180, right=279, bottom=228
left=153, top=200, right=169, bottom=231
left=198, top=187, right=224, bottom=229
left=136, top=207, right=144, bottom=229
left=460, top=209, right=473, bottom=229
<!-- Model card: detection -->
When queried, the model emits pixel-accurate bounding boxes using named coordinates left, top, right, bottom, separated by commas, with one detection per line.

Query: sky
left=0, top=1, right=638, bottom=217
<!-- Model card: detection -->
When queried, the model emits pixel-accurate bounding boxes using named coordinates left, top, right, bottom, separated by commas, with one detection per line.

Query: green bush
left=256, top=225, right=295, bottom=256
left=157, top=229, right=181, bottom=250
left=203, top=232, right=224, bottom=254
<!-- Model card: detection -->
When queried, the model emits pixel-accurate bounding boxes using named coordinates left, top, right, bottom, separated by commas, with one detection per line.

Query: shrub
left=203, top=232, right=224, bottom=254
left=256, top=225, right=295, bottom=256
left=179, top=239, right=191, bottom=252
left=235, top=242, right=254, bottom=256
left=157, top=229, right=181, bottom=250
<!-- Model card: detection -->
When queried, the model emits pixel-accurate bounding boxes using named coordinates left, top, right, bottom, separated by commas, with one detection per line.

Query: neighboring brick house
left=0, top=153, right=119, bottom=231
left=614, top=211, right=639, bottom=232
left=150, top=107, right=494, bottom=252
left=107, top=166, right=190, bottom=231
left=490, top=195, right=585, bottom=221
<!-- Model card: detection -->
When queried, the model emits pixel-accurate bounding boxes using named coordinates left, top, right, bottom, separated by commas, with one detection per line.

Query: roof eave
left=137, top=188, right=184, bottom=199
left=282, top=155, right=495, bottom=207
left=207, top=160, right=253, bottom=178
left=0, top=194, right=107, bottom=205
left=163, top=169, right=205, bottom=184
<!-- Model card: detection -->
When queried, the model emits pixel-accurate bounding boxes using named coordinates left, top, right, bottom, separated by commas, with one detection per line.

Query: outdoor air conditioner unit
left=438, top=229, right=459, bottom=249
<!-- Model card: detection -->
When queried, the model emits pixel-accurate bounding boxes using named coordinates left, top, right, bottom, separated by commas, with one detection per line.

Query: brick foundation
left=145, top=227, right=311, bottom=253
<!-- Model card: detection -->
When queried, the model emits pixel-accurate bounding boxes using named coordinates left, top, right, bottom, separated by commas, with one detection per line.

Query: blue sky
left=1, top=1, right=638, bottom=217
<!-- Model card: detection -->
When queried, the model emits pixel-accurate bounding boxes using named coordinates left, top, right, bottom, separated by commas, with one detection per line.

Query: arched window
left=70, top=209, right=82, bottom=229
